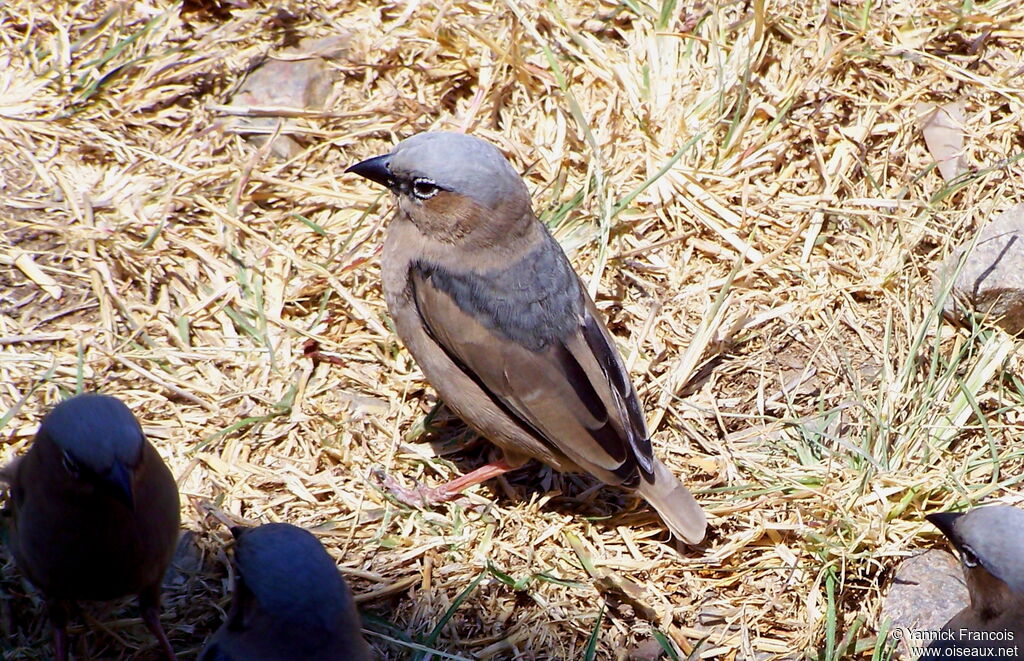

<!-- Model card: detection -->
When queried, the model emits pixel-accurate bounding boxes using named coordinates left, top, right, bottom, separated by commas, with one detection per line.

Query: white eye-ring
left=960, top=544, right=980, bottom=568
left=411, top=178, right=440, bottom=200
left=61, top=451, right=80, bottom=477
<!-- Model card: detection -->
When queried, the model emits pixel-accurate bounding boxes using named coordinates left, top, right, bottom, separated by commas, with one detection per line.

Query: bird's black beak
left=926, top=511, right=964, bottom=545
left=105, top=459, right=135, bottom=511
left=346, top=154, right=394, bottom=189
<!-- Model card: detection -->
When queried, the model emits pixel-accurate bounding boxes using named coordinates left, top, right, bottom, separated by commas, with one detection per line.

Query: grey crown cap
left=234, top=523, right=349, bottom=627
left=387, top=132, right=529, bottom=210
left=41, top=393, right=144, bottom=471
left=958, top=505, right=1024, bottom=594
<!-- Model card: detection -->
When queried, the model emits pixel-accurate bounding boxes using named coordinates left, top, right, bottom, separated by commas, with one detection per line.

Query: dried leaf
left=918, top=100, right=967, bottom=182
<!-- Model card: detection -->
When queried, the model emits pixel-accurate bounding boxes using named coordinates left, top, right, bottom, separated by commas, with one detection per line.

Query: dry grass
left=3, top=0, right=1024, bottom=659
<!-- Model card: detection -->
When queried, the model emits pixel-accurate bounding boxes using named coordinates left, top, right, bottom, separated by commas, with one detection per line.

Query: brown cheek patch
left=419, top=192, right=491, bottom=241
left=967, top=566, right=1017, bottom=621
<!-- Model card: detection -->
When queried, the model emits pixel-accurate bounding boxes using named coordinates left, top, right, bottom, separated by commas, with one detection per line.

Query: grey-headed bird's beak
left=927, top=511, right=964, bottom=545
left=105, top=459, right=135, bottom=511
left=346, top=154, right=394, bottom=189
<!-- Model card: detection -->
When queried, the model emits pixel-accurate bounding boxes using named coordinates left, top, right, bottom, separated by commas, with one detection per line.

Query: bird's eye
left=61, top=451, right=80, bottom=477
left=411, top=178, right=440, bottom=200
left=960, top=545, right=979, bottom=568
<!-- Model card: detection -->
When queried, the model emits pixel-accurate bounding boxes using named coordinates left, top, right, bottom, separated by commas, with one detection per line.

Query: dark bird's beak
left=105, top=459, right=135, bottom=511
left=346, top=154, right=394, bottom=189
left=927, top=511, right=964, bottom=545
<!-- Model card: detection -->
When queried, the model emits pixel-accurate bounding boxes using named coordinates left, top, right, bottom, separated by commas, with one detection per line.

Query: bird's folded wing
left=410, top=267, right=654, bottom=485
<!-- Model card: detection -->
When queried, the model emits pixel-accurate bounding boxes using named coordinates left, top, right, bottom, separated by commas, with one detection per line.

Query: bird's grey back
left=388, top=131, right=528, bottom=210
left=959, top=505, right=1024, bottom=593
left=413, top=223, right=581, bottom=351
left=38, top=393, right=144, bottom=472
left=234, top=523, right=351, bottom=628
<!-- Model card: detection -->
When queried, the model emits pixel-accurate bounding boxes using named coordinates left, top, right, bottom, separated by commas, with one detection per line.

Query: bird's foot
left=371, top=469, right=458, bottom=508
left=372, top=459, right=518, bottom=508
left=302, top=339, right=344, bottom=367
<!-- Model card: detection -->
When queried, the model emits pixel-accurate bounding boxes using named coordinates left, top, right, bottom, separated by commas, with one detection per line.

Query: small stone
left=936, top=203, right=1024, bottom=334
left=881, top=549, right=968, bottom=658
left=628, top=638, right=666, bottom=661
left=224, top=34, right=349, bottom=159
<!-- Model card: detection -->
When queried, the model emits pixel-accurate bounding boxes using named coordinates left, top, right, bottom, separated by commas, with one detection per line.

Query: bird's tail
left=636, top=459, right=708, bottom=545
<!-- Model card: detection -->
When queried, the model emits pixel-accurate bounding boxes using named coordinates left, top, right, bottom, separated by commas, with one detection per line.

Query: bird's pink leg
left=47, top=601, right=70, bottom=661
left=52, top=625, right=68, bottom=661
left=375, top=458, right=517, bottom=507
left=139, top=587, right=178, bottom=661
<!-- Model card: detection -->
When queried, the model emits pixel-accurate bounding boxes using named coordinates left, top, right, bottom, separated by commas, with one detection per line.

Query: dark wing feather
left=578, top=297, right=655, bottom=477
left=549, top=339, right=627, bottom=463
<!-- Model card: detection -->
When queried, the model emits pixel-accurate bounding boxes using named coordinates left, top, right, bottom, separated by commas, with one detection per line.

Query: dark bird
left=4, top=392, right=180, bottom=660
left=925, top=505, right=1024, bottom=659
left=347, top=131, right=707, bottom=544
left=200, top=523, right=371, bottom=661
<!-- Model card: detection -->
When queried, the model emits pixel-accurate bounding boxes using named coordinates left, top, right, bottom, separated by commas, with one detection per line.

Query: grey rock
left=882, top=549, right=969, bottom=658
left=225, top=35, right=348, bottom=159
left=937, top=203, right=1024, bottom=334
left=163, top=530, right=205, bottom=589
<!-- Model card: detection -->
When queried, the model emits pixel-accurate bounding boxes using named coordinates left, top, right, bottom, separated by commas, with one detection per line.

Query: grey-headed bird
left=5, top=392, right=180, bottom=660
left=200, top=523, right=371, bottom=661
left=347, top=131, right=707, bottom=544
left=925, top=506, right=1024, bottom=659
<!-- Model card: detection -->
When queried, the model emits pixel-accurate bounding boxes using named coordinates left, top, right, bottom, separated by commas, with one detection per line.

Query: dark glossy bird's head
left=36, top=393, right=145, bottom=510
left=229, top=523, right=355, bottom=631
left=927, top=505, right=1024, bottom=596
left=347, top=132, right=533, bottom=241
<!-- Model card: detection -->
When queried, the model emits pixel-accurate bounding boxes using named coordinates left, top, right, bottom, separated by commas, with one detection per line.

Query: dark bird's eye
left=960, top=545, right=979, bottom=568
left=411, top=178, right=440, bottom=200
left=61, top=451, right=80, bottom=477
